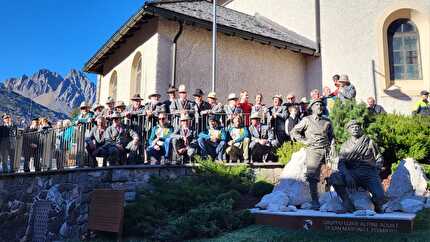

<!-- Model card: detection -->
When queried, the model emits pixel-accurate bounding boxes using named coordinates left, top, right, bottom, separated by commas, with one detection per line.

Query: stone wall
left=0, top=164, right=282, bottom=242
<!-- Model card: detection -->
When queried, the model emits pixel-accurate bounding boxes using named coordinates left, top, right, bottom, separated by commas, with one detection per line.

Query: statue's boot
left=309, top=181, right=320, bottom=210
left=334, top=185, right=355, bottom=213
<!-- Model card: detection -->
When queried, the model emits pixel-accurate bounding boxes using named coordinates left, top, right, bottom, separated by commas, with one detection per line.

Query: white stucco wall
left=225, top=0, right=317, bottom=43
left=157, top=18, right=309, bottom=102
left=319, top=0, right=430, bottom=113
left=98, top=18, right=160, bottom=105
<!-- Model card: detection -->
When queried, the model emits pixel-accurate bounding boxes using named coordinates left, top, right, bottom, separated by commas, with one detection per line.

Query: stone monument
left=253, top=119, right=429, bottom=233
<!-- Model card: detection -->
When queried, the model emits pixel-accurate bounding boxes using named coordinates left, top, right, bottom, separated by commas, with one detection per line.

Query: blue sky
left=0, top=0, right=146, bottom=82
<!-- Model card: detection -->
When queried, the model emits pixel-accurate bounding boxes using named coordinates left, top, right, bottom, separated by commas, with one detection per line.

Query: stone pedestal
left=251, top=209, right=415, bottom=233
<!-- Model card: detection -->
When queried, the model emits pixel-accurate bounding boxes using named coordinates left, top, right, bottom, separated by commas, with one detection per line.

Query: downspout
left=171, top=21, right=184, bottom=87
left=96, top=74, right=101, bottom=103
left=314, top=0, right=321, bottom=56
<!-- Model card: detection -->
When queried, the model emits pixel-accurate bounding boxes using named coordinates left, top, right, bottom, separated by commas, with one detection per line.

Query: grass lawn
left=192, top=209, right=430, bottom=242
left=80, top=209, right=430, bottom=242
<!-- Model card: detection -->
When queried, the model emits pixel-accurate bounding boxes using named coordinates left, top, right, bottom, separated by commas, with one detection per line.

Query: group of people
left=1, top=72, right=428, bottom=172
left=65, top=74, right=380, bottom=166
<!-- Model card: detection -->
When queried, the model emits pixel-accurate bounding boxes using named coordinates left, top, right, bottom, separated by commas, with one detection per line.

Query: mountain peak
left=3, top=69, right=96, bottom=114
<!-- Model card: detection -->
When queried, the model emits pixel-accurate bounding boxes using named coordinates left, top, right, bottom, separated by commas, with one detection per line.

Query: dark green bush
left=123, top=158, right=257, bottom=241
left=330, top=99, right=374, bottom=145
left=251, top=180, right=274, bottom=198
left=276, top=141, right=305, bottom=164
left=367, top=114, right=430, bottom=163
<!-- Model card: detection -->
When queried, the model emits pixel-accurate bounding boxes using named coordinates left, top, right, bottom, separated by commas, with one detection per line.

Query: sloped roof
left=83, top=0, right=317, bottom=74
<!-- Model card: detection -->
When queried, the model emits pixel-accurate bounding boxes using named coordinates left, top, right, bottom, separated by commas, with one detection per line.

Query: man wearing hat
left=202, top=92, right=224, bottom=115
left=75, top=101, right=94, bottom=125
left=249, top=112, right=278, bottom=162
left=329, top=120, right=385, bottom=213
left=126, top=94, right=145, bottom=118
left=163, top=85, right=177, bottom=114
left=413, top=90, right=430, bottom=116
left=115, top=101, right=127, bottom=115
left=267, top=94, right=288, bottom=145
left=291, top=98, right=335, bottom=210
left=193, top=88, right=210, bottom=130
left=0, top=114, right=17, bottom=173
left=92, top=103, right=104, bottom=120
left=193, top=88, right=210, bottom=116
left=144, top=92, right=164, bottom=129
left=197, top=115, right=227, bottom=161
left=85, top=116, right=107, bottom=167
left=102, top=112, right=140, bottom=165
left=337, top=74, right=356, bottom=101
left=171, top=113, right=198, bottom=164
left=170, top=84, right=194, bottom=129
left=103, top=97, right=116, bottom=119
left=226, top=115, right=250, bottom=162
left=224, top=93, right=243, bottom=127
left=147, top=112, right=174, bottom=164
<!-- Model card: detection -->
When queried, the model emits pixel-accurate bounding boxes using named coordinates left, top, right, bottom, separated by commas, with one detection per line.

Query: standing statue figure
left=291, top=98, right=335, bottom=210
left=329, top=120, right=385, bottom=213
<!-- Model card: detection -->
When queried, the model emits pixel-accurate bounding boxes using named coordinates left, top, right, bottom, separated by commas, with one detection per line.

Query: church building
left=84, top=0, right=430, bottom=114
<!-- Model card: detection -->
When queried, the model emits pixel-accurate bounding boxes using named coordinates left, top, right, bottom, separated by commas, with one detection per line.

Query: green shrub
left=124, top=158, right=257, bottom=241
left=251, top=180, right=274, bottom=198
left=330, top=99, right=374, bottom=145
left=276, top=141, right=305, bottom=164
left=367, top=114, right=430, bottom=163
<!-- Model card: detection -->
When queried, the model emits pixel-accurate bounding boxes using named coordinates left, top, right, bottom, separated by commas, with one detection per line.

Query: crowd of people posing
left=1, top=74, right=428, bottom=172
left=60, top=74, right=368, bottom=166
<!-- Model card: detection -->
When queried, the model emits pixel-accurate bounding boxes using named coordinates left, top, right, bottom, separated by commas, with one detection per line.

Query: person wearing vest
left=74, top=101, right=94, bottom=126
left=171, top=113, right=197, bottom=164
left=86, top=116, right=107, bottom=167
left=252, top=93, right=268, bottom=124
left=267, top=94, right=288, bottom=145
left=197, top=115, right=227, bottom=161
left=144, top=92, right=164, bottom=129
left=147, top=112, right=174, bottom=164
left=170, top=84, right=194, bottom=129
left=163, top=85, right=177, bottom=114
left=249, top=112, right=278, bottom=162
left=226, top=115, right=250, bottom=162
left=224, top=93, right=243, bottom=127
left=102, top=96, right=116, bottom=120
left=413, top=90, right=430, bottom=116
left=102, top=112, right=140, bottom=165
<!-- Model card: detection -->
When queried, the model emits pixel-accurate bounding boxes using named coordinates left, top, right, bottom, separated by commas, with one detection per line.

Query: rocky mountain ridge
left=3, top=69, right=96, bottom=114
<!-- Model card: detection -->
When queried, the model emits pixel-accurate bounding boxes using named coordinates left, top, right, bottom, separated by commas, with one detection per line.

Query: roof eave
left=83, top=7, right=150, bottom=74
left=83, top=3, right=317, bottom=74
left=147, top=5, right=316, bottom=55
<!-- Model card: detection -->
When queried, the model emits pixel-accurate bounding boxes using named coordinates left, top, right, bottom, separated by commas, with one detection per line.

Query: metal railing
left=0, top=112, right=282, bottom=173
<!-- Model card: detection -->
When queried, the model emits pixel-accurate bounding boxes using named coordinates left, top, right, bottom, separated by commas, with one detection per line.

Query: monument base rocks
left=255, top=152, right=429, bottom=233
left=251, top=209, right=416, bottom=233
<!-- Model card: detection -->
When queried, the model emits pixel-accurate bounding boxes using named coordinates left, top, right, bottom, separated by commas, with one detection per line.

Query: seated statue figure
left=329, top=120, right=385, bottom=213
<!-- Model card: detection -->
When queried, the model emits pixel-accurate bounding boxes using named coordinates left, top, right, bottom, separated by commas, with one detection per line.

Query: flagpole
left=212, top=0, right=217, bottom=92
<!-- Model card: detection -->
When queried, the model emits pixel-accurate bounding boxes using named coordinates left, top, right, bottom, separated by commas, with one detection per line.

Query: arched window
left=109, top=71, right=118, bottom=101
left=388, top=19, right=422, bottom=81
left=130, top=52, right=142, bottom=97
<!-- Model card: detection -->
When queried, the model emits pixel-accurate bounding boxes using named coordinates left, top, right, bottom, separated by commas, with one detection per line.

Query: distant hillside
left=3, top=69, right=96, bottom=114
left=0, top=86, right=68, bottom=125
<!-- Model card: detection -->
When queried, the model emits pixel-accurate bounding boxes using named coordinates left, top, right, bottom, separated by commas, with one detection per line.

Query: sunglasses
left=159, top=117, right=166, bottom=120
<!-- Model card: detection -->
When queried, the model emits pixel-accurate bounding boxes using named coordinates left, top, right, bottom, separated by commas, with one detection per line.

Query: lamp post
left=212, top=0, right=217, bottom=92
